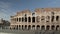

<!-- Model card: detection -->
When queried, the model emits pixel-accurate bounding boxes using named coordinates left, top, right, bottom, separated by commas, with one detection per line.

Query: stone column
left=45, top=25, right=46, bottom=30
left=23, top=25, right=25, bottom=30
left=20, top=25, right=22, bottom=30
left=21, top=17, right=22, bottom=23
left=24, top=25, right=25, bottom=30
left=40, top=16, right=41, bottom=24
left=35, top=17, right=36, bottom=23
left=55, top=26, right=56, bottom=30
left=27, top=17, right=28, bottom=24
left=40, top=25, right=41, bottom=30
left=55, top=16, right=56, bottom=22
left=50, top=16, right=51, bottom=23
left=59, top=26, right=60, bottom=30
left=31, top=17, right=32, bottom=24
left=23, top=17, right=24, bottom=22
left=15, top=18, right=17, bottom=22
left=27, top=25, right=28, bottom=30
left=35, top=26, right=36, bottom=30
left=45, top=16, right=46, bottom=24
left=50, top=25, right=51, bottom=30
left=31, top=25, right=32, bottom=30
left=54, top=16, right=56, bottom=22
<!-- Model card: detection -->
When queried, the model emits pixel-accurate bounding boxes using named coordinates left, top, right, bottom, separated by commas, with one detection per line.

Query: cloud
left=0, top=1, right=12, bottom=9
left=0, top=1, right=13, bottom=21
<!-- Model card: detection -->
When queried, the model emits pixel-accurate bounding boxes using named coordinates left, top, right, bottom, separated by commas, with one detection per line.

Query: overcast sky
left=0, top=0, right=60, bottom=21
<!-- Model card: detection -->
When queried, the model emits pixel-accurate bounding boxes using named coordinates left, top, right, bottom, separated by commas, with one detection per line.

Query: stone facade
left=10, top=8, right=60, bottom=30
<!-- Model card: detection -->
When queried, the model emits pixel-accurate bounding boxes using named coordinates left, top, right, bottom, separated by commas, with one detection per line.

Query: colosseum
left=10, top=8, right=60, bottom=30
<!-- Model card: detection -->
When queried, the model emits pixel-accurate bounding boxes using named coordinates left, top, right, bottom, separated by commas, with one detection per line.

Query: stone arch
left=46, top=25, right=50, bottom=30
left=28, top=17, right=31, bottom=22
left=51, top=25, right=55, bottom=30
left=36, top=25, right=40, bottom=30
left=28, top=25, right=31, bottom=30
left=56, top=25, right=59, bottom=30
left=41, top=25, right=45, bottom=30
left=22, top=17, right=24, bottom=22
left=19, top=25, right=21, bottom=30
left=32, top=25, right=35, bottom=30
left=17, top=18, right=18, bottom=22
left=25, top=17, right=27, bottom=22
left=19, top=18, right=21, bottom=22
left=32, top=13, right=35, bottom=16
left=32, top=17, right=35, bottom=23
left=51, top=16, right=54, bottom=22
left=56, top=16, right=59, bottom=21
left=25, top=25, right=27, bottom=30
left=22, top=25, right=24, bottom=30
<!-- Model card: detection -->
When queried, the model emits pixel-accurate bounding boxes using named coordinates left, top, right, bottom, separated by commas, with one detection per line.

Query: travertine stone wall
left=10, top=8, right=60, bottom=30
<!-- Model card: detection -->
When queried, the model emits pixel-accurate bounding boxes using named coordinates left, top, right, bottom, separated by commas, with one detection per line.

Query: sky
left=0, top=0, right=60, bottom=21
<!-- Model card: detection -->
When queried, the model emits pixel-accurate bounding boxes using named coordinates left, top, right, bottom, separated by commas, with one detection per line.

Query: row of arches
left=11, top=25, right=60, bottom=30
left=12, top=15, right=59, bottom=23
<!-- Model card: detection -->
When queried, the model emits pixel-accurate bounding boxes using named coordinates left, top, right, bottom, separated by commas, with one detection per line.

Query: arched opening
left=56, top=25, right=59, bottom=30
left=56, top=16, right=59, bottom=21
left=19, top=18, right=21, bottom=22
left=16, top=25, right=18, bottom=30
left=32, top=25, right=35, bottom=30
left=25, top=25, right=27, bottom=30
left=28, top=25, right=31, bottom=30
left=13, top=27, right=15, bottom=30
left=19, top=25, right=21, bottom=30
left=32, top=13, right=35, bottom=16
left=28, top=17, right=31, bottom=22
left=41, top=25, right=45, bottom=30
left=14, top=25, right=16, bottom=30
left=32, top=17, right=35, bottom=23
left=51, top=25, right=55, bottom=30
left=46, top=25, right=50, bottom=30
left=36, top=25, right=40, bottom=30
left=22, top=25, right=24, bottom=30
left=22, top=17, right=24, bottom=22
left=25, top=17, right=27, bottom=22
left=51, top=16, right=54, bottom=22
left=17, top=18, right=18, bottom=22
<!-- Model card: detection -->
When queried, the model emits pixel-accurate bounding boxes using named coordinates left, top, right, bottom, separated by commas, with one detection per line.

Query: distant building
left=10, top=8, right=60, bottom=30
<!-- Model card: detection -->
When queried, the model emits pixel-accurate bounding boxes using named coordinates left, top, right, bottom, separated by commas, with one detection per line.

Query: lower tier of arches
left=10, top=25, right=60, bottom=30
